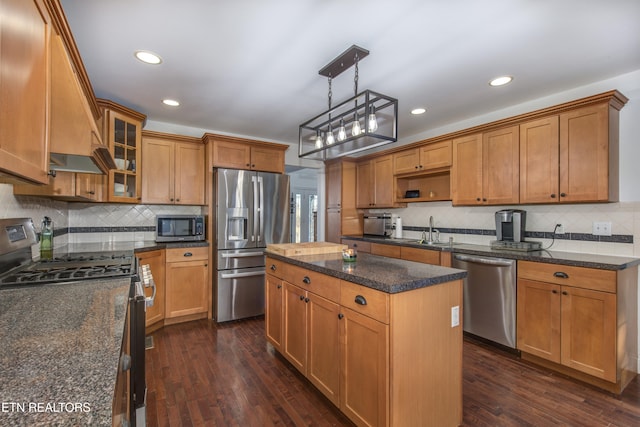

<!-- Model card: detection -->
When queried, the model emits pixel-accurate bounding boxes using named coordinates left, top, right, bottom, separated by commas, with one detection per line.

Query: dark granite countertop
left=266, top=251, right=467, bottom=294
left=343, top=236, right=640, bottom=271
left=0, top=278, right=131, bottom=426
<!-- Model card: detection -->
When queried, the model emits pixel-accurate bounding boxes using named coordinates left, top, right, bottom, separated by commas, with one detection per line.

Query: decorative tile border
left=402, top=226, right=633, bottom=244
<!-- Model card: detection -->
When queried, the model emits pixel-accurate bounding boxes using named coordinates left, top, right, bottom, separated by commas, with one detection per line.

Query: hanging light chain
left=353, top=54, right=359, bottom=96
left=328, top=75, right=333, bottom=110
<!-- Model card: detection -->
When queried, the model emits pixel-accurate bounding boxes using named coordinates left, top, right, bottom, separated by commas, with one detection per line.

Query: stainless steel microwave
left=156, top=215, right=205, bottom=242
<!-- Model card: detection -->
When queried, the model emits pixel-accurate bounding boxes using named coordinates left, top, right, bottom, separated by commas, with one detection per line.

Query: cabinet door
left=326, top=208, right=342, bottom=244
left=356, top=160, right=373, bottom=208
left=516, top=279, right=561, bottom=363
left=75, top=173, right=101, bottom=201
left=392, top=148, right=420, bottom=175
left=165, top=260, right=208, bottom=318
left=250, top=146, right=285, bottom=173
left=451, top=134, right=483, bottom=205
left=283, top=282, right=307, bottom=372
left=307, top=293, right=341, bottom=406
left=520, top=116, right=560, bottom=203
left=482, top=126, right=519, bottom=204
left=265, top=274, right=284, bottom=351
left=106, top=110, right=142, bottom=203
left=559, top=103, right=610, bottom=202
left=340, top=307, right=389, bottom=427
left=0, top=0, right=51, bottom=184
left=560, top=286, right=616, bottom=381
left=326, top=161, right=342, bottom=209
left=141, top=137, right=174, bottom=204
left=372, top=155, right=394, bottom=207
left=175, top=142, right=205, bottom=205
left=138, top=250, right=166, bottom=328
left=212, top=139, right=251, bottom=169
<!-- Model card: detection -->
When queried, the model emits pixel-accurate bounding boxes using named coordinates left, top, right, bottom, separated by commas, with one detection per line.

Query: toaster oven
left=363, top=214, right=392, bottom=237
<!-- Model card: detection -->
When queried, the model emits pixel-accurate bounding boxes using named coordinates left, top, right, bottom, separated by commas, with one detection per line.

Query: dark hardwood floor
left=145, top=318, right=640, bottom=426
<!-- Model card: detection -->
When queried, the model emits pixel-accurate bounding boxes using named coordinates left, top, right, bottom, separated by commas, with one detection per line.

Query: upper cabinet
left=0, top=0, right=51, bottom=184
left=141, top=131, right=205, bottom=205
left=451, top=126, right=519, bottom=206
left=356, top=155, right=403, bottom=209
left=13, top=170, right=104, bottom=201
left=206, top=134, right=288, bottom=174
left=393, top=140, right=452, bottom=175
left=325, top=160, right=361, bottom=243
left=97, top=99, right=146, bottom=203
left=520, top=101, right=621, bottom=204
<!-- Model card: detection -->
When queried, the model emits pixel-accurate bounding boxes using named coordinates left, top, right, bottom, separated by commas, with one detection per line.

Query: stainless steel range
left=0, top=218, right=152, bottom=426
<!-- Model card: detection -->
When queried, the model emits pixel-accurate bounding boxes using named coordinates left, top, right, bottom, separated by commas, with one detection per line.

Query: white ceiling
left=60, top=0, right=640, bottom=150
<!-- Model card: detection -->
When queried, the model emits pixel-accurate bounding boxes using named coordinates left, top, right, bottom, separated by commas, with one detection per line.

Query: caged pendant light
left=298, top=45, right=398, bottom=160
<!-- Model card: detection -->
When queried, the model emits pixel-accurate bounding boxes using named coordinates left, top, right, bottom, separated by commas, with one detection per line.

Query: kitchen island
left=265, top=250, right=467, bottom=427
left=0, top=278, right=131, bottom=426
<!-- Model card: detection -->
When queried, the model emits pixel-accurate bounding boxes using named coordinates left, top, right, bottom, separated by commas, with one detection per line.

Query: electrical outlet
left=593, top=221, right=612, bottom=236
left=451, top=306, right=460, bottom=327
left=556, top=224, right=565, bottom=234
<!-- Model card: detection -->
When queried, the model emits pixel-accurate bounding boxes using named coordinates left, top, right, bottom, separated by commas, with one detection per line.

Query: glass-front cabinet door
left=98, top=100, right=146, bottom=203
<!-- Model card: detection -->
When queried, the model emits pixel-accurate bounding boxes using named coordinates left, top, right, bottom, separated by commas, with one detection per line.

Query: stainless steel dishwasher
left=452, top=253, right=517, bottom=348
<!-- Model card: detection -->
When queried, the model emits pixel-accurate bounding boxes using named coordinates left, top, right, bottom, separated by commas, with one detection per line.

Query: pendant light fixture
left=299, top=45, right=398, bottom=160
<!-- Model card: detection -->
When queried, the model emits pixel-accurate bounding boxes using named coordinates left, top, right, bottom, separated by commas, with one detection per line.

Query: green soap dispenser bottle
left=40, top=216, right=53, bottom=256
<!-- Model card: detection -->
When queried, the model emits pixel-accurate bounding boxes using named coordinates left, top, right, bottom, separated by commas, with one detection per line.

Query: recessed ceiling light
left=134, top=50, right=162, bottom=65
left=489, top=76, right=513, bottom=87
left=411, top=108, right=427, bottom=115
left=162, top=99, right=180, bottom=107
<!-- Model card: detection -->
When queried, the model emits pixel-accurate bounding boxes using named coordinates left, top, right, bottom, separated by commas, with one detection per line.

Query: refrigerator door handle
left=221, top=251, right=265, bottom=258
left=220, top=271, right=266, bottom=279
left=257, top=176, right=264, bottom=243
left=251, top=175, right=259, bottom=243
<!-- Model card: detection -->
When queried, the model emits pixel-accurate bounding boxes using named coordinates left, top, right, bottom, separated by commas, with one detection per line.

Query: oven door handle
left=220, top=271, right=265, bottom=279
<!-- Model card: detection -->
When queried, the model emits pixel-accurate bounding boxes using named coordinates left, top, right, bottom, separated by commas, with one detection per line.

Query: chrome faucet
left=424, top=216, right=439, bottom=244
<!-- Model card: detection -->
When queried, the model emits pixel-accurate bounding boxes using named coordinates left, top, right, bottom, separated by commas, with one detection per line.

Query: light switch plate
left=451, top=306, right=460, bottom=327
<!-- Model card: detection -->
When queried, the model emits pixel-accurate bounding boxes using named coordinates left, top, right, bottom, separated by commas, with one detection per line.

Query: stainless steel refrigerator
left=213, top=168, right=290, bottom=322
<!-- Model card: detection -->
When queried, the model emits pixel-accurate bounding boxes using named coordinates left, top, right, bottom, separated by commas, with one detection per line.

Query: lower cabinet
left=266, top=256, right=463, bottom=427
left=517, top=260, right=637, bottom=393
left=137, top=249, right=166, bottom=329
left=165, top=247, right=209, bottom=321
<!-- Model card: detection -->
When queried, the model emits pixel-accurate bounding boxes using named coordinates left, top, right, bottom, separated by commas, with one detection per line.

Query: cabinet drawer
left=340, top=280, right=389, bottom=324
left=342, top=239, right=371, bottom=254
left=166, top=246, right=209, bottom=263
left=370, top=243, right=401, bottom=259
left=284, top=264, right=340, bottom=303
left=518, top=260, right=616, bottom=293
left=266, top=257, right=287, bottom=279
left=400, top=246, right=440, bottom=265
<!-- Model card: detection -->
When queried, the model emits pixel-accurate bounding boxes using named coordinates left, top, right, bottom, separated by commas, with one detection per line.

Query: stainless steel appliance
left=0, top=218, right=154, bottom=426
left=363, top=213, right=392, bottom=237
left=491, top=209, right=542, bottom=251
left=213, top=168, right=290, bottom=322
left=155, top=215, right=205, bottom=242
left=452, top=253, right=517, bottom=349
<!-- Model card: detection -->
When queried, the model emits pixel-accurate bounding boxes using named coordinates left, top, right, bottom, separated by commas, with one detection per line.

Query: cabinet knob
left=88, top=191, right=95, bottom=195
left=170, top=198, right=174, bottom=201
left=552, top=290, right=558, bottom=294
left=553, top=272, right=569, bottom=279
left=304, top=297, right=310, bottom=303
left=338, top=313, right=344, bottom=319
left=562, top=291, right=568, bottom=295
left=354, top=295, right=367, bottom=305
left=299, top=295, right=305, bottom=301
left=251, top=164, right=255, bottom=168
left=560, top=193, right=566, bottom=198
left=482, top=198, right=487, bottom=202
left=415, top=165, right=419, bottom=169
left=277, top=284, right=282, bottom=289
left=550, top=194, right=556, bottom=198
left=246, top=163, right=250, bottom=167
left=183, top=252, right=193, bottom=257
left=270, top=264, right=277, bottom=271
left=476, top=197, right=481, bottom=202
left=302, top=276, right=311, bottom=284
left=176, top=199, right=180, bottom=202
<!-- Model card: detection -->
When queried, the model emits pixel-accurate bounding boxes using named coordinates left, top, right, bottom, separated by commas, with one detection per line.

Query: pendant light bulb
left=315, top=131, right=323, bottom=149
left=326, top=129, right=335, bottom=145
left=337, top=119, right=347, bottom=141
left=351, top=115, right=361, bottom=137
left=368, top=106, right=378, bottom=132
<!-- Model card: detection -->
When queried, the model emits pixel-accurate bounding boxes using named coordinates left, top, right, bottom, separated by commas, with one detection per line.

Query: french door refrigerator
left=213, top=168, right=290, bottom=322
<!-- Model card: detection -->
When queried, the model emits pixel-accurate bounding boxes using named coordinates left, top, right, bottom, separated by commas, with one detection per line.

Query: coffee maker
left=495, top=209, right=526, bottom=243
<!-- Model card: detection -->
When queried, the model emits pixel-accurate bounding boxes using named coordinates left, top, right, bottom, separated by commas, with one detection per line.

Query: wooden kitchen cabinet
left=97, top=100, right=146, bottom=203
left=400, top=246, right=441, bottom=266
left=392, top=140, right=452, bottom=175
left=370, top=242, right=401, bottom=259
left=356, top=155, right=402, bottom=209
left=165, top=247, right=209, bottom=321
left=451, top=126, right=519, bottom=206
left=137, top=249, right=166, bottom=330
left=141, top=131, right=205, bottom=205
left=267, top=255, right=463, bottom=426
left=265, top=272, right=284, bottom=352
left=341, top=239, right=371, bottom=254
left=0, top=0, right=51, bottom=185
left=517, top=260, right=637, bottom=393
left=207, top=135, right=287, bottom=173
left=325, top=160, right=361, bottom=243
left=13, top=171, right=103, bottom=201
left=520, top=100, right=622, bottom=204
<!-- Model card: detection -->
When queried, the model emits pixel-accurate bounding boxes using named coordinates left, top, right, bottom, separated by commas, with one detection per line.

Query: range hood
left=50, top=145, right=116, bottom=174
